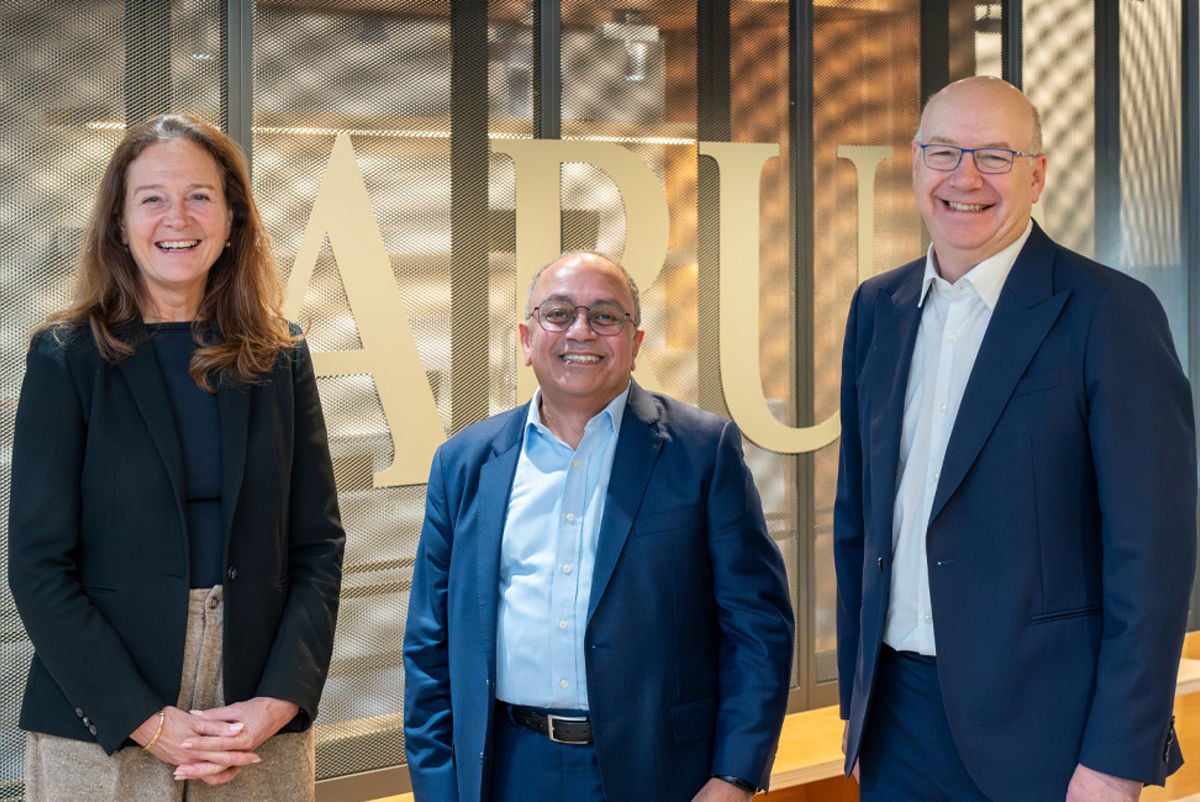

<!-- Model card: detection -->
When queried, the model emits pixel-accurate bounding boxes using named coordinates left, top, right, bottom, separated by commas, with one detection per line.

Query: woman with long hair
left=8, top=113, right=345, bottom=800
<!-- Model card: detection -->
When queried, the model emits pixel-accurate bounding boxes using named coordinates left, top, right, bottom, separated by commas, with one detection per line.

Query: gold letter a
left=284, top=133, right=444, bottom=487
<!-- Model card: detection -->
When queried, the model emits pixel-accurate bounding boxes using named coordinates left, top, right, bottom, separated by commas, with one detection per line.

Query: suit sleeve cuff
left=713, top=774, right=757, bottom=793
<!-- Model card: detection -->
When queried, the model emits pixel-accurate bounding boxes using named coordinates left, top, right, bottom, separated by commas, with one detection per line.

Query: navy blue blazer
left=403, top=382, right=794, bottom=802
left=8, top=324, right=345, bottom=754
left=834, top=223, right=1196, bottom=800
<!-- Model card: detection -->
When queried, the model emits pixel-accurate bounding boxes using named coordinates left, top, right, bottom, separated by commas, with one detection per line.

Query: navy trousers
left=858, top=647, right=991, bottom=802
left=489, top=707, right=607, bottom=802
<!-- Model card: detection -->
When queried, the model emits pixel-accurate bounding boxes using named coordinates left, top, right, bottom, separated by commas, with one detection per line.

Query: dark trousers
left=489, top=706, right=607, bottom=802
left=858, top=647, right=991, bottom=802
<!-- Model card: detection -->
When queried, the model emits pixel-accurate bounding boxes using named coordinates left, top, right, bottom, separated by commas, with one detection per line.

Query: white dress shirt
left=884, top=222, right=1033, bottom=655
left=494, top=385, right=629, bottom=709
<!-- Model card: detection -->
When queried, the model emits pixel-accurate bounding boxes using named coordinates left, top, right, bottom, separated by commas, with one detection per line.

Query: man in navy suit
left=835, top=76, right=1196, bottom=801
left=404, top=251, right=794, bottom=802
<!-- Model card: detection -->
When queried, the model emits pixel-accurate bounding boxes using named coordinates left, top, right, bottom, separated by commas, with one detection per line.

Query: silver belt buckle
left=546, top=712, right=588, bottom=743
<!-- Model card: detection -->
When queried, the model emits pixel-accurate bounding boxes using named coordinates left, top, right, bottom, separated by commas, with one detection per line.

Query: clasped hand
left=135, top=697, right=300, bottom=785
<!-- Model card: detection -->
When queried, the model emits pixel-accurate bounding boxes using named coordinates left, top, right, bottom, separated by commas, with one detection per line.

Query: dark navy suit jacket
left=404, top=381, right=795, bottom=802
left=834, top=223, right=1196, bottom=800
left=8, top=324, right=345, bottom=754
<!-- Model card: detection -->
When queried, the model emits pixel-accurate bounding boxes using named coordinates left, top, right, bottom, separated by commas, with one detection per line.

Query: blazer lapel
left=587, top=382, right=664, bottom=623
left=475, top=406, right=528, bottom=658
left=865, top=265, right=926, bottom=549
left=217, top=381, right=250, bottom=541
left=929, top=225, right=1070, bottom=523
left=116, top=338, right=187, bottom=527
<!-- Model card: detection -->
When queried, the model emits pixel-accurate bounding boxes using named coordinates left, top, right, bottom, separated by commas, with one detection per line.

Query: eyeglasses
left=529, top=301, right=634, bottom=336
left=917, top=143, right=1041, bottom=174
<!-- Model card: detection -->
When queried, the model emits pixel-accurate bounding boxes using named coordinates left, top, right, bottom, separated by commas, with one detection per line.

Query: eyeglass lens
left=923, top=145, right=1016, bottom=174
left=536, top=301, right=629, bottom=334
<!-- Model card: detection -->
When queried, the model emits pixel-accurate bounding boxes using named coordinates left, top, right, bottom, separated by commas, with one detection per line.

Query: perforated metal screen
left=253, top=2, right=462, bottom=778
left=809, top=0, right=926, bottom=688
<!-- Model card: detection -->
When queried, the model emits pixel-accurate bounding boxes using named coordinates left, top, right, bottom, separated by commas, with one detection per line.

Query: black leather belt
left=502, top=703, right=593, bottom=745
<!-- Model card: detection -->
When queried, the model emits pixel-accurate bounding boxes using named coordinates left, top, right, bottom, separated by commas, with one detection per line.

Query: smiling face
left=519, top=253, right=644, bottom=422
left=913, top=77, right=1046, bottom=281
left=119, top=137, right=232, bottom=320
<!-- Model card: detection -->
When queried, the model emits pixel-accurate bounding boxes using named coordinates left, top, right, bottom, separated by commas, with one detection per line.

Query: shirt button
left=572, top=460, right=581, bottom=468
left=559, top=620, right=568, bottom=630
left=562, top=564, right=572, bottom=574
left=946, top=333, right=957, bottom=342
left=923, top=614, right=932, bottom=622
left=939, top=403, right=947, bottom=413
left=565, top=512, right=576, bottom=522
left=560, top=678, right=569, bottom=688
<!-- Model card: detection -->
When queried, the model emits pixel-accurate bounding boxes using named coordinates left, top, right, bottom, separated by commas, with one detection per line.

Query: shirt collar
left=526, top=382, right=631, bottom=441
left=918, top=220, right=1034, bottom=310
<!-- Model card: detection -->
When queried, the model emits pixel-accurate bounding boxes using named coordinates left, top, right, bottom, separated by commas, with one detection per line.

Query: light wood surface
left=370, top=792, right=411, bottom=802
left=769, top=703, right=847, bottom=787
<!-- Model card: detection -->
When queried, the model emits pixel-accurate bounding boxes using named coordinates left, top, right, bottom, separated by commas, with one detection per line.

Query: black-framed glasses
left=917, top=142, right=1041, bottom=174
left=529, top=301, right=634, bottom=336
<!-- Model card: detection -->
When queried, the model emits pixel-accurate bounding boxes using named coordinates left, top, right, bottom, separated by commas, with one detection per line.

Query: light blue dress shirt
left=494, top=385, right=629, bottom=710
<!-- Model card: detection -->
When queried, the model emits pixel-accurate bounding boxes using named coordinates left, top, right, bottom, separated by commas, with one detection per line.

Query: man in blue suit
left=404, top=251, right=794, bottom=802
left=835, top=76, right=1196, bottom=801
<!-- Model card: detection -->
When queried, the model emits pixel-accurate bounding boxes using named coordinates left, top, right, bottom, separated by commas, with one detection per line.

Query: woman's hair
left=44, top=112, right=295, bottom=390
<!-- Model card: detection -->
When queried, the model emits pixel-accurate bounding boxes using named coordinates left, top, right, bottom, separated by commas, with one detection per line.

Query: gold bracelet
left=143, top=708, right=166, bottom=750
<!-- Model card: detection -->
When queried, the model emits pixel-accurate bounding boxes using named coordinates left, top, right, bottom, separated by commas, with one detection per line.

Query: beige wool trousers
left=25, top=586, right=315, bottom=801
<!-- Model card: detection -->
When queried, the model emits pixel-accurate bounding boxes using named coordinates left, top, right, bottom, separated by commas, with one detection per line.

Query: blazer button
left=226, top=566, right=237, bottom=581
left=74, top=708, right=84, bottom=718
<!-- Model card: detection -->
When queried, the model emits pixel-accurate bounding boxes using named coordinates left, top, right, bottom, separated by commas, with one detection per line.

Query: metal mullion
left=533, top=0, right=562, bottom=140
left=450, top=0, right=491, bottom=432
left=696, top=0, right=730, bottom=418
left=790, top=0, right=824, bottom=712
left=1093, top=0, right=1120, bottom=266
left=919, top=0, right=950, bottom=105
left=224, top=0, right=253, bottom=162
left=1001, top=0, right=1023, bottom=88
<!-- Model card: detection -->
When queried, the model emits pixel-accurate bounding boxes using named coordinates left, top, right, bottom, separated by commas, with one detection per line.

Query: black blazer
left=8, top=323, right=345, bottom=754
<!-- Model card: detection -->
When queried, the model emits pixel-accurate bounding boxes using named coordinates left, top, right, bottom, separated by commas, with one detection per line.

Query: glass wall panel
left=1024, top=0, right=1097, bottom=257
left=810, top=0, right=922, bottom=693
left=1024, top=0, right=1187, bottom=370
left=729, top=0, right=803, bottom=692
left=1119, top=0, right=1186, bottom=364
left=252, top=0, right=461, bottom=779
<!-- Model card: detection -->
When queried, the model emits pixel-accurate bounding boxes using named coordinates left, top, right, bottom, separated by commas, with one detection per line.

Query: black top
left=147, top=323, right=223, bottom=588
